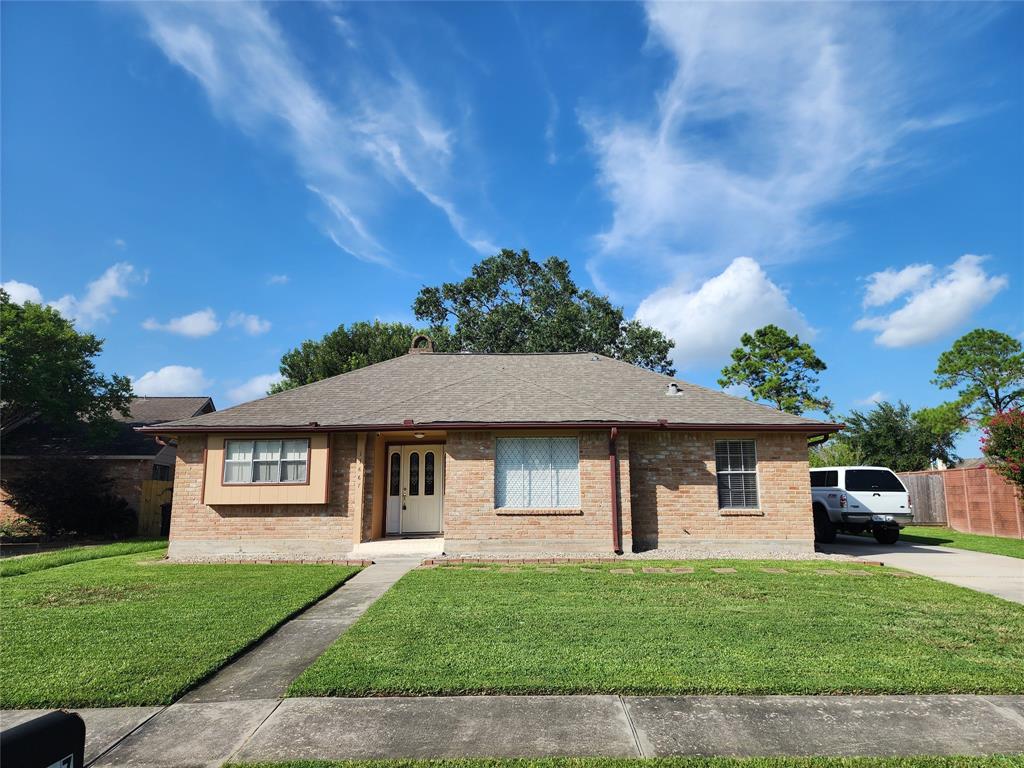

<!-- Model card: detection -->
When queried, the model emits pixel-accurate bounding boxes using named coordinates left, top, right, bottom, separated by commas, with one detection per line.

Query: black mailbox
left=0, top=711, right=85, bottom=768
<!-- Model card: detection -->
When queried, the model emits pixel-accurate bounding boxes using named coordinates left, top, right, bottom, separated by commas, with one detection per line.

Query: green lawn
left=1, top=550, right=360, bottom=708
left=229, top=757, right=1024, bottom=768
left=901, top=526, right=1024, bottom=560
left=290, top=561, right=1024, bottom=697
left=0, top=539, right=168, bottom=577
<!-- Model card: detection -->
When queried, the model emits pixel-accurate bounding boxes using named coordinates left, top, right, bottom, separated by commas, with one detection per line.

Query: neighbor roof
left=145, top=353, right=838, bottom=434
left=3, top=396, right=215, bottom=457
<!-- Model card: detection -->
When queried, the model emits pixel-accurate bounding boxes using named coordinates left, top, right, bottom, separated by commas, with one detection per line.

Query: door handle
left=872, top=492, right=881, bottom=496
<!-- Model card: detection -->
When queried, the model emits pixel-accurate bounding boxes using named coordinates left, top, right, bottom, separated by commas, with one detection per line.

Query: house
left=142, top=338, right=838, bottom=560
left=1, top=396, right=215, bottom=535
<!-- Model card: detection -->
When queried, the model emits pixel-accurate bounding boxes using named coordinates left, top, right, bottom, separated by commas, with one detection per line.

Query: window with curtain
left=495, top=437, right=580, bottom=509
left=715, top=440, right=758, bottom=509
left=223, top=439, right=309, bottom=484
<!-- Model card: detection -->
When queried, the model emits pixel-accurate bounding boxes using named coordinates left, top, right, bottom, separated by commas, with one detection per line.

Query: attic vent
left=666, top=382, right=680, bottom=396
left=409, top=334, right=434, bottom=354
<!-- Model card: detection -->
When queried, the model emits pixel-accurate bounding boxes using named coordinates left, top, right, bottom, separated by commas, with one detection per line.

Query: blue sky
left=2, top=2, right=1021, bottom=454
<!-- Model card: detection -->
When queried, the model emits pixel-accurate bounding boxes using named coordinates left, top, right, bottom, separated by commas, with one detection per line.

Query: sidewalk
left=6, top=694, right=1023, bottom=767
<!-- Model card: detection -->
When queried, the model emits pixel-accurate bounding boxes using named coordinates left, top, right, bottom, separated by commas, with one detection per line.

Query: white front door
left=385, top=445, right=443, bottom=535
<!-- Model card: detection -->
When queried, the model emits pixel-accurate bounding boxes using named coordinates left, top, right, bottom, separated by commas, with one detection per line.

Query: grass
left=0, top=550, right=360, bottom=708
left=901, top=526, right=1024, bottom=560
left=0, top=539, right=169, bottom=577
left=228, top=758, right=1024, bottom=768
left=290, top=561, right=1024, bottom=697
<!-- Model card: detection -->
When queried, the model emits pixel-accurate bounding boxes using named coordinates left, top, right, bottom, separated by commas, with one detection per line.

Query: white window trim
left=222, top=438, right=311, bottom=485
left=494, top=436, right=581, bottom=510
left=715, top=439, right=760, bottom=510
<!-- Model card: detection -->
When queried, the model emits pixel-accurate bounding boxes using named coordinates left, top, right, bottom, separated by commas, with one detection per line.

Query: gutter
left=609, top=427, right=623, bottom=555
left=137, top=420, right=843, bottom=436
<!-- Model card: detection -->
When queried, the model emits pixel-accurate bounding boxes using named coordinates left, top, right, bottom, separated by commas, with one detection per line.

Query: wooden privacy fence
left=139, top=479, right=173, bottom=537
left=900, top=467, right=1024, bottom=539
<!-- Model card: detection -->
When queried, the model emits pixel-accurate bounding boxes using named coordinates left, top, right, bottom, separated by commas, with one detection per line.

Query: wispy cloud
left=227, top=311, right=271, bottom=336
left=137, top=2, right=494, bottom=267
left=854, top=255, right=1008, bottom=347
left=583, top=3, right=976, bottom=287
left=143, top=308, right=221, bottom=338
left=226, top=372, right=283, bottom=404
left=857, top=391, right=888, bottom=406
left=266, top=274, right=289, bottom=286
left=49, top=263, right=143, bottom=327
left=133, top=365, right=211, bottom=396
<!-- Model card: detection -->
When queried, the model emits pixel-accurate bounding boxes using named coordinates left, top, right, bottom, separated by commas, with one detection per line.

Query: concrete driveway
left=820, top=534, right=1024, bottom=605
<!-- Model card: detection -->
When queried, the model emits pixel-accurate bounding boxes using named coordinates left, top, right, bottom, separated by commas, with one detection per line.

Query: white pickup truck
left=810, top=466, right=913, bottom=545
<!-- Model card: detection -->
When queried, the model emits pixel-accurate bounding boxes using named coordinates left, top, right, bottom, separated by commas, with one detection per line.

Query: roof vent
left=409, top=334, right=434, bottom=354
left=666, top=382, right=680, bottom=396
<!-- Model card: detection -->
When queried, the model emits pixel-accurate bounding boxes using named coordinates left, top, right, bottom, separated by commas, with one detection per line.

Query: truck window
left=810, top=470, right=839, bottom=487
left=845, top=469, right=905, bottom=492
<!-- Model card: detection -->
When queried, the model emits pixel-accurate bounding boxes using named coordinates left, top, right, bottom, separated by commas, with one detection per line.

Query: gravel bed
left=436, top=547, right=856, bottom=562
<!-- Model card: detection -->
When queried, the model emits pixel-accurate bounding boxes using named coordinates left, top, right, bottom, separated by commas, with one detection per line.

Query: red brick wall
left=628, top=430, right=813, bottom=550
left=167, top=433, right=360, bottom=560
left=444, top=430, right=624, bottom=554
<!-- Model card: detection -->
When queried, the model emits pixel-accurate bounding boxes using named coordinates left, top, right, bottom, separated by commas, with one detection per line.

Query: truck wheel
left=873, top=526, right=899, bottom=545
left=813, top=505, right=836, bottom=543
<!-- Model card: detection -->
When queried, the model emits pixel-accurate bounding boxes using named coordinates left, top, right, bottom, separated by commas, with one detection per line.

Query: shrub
left=981, top=409, right=1024, bottom=494
left=0, top=458, right=137, bottom=538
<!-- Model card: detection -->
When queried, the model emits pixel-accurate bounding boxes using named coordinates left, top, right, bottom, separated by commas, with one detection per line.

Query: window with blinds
left=494, top=437, right=580, bottom=509
left=715, top=439, right=759, bottom=509
left=223, top=439, right=310, bottom=484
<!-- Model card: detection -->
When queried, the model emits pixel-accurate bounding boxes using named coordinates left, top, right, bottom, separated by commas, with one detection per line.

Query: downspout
left=609, top=427, right=623, bottom=555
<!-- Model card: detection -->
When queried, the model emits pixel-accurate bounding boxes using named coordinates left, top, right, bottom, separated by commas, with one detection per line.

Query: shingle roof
left=3, top=396, right=215, bottom=457
left=147, top=353, right=837, bottom=433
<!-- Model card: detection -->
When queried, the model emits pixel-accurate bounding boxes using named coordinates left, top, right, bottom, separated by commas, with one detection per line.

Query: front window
left=716, top=440, right=758, bottom=509
left=495, top=437, right=580, bottom=509
left=844, top=469, right=905, bottom=492
left=223, top=439, right=309, bottom=484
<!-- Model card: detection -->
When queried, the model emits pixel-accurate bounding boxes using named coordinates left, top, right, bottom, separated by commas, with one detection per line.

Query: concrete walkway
left=821, top=535, right=1024, bottom=604
left=6, top=695, right=1023, bottom=766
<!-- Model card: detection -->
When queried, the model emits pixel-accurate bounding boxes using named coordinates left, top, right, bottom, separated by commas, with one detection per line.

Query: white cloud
left=635, top=257, right=813, bottom=368
left=137, top=3, right=493, bottom=267
left=583, top=3, right=972, bottom=290
left=50, top=262, right=141, bottom=326
left=266, top=274, right=289, bottom=285
left=133, top=365, right=211, bottom=396
left=1, top=280, right=44, bottom=305
left=857, top=391, right=888, bottom=406
left=143, top=308, right=221, bottom=337
left=227, top=311, right=271, bottom=335
left=114, top=238, right=127, bottom=249
left=862, top=263, right=935, bottom=308
left=226, top=372, right=283, bottom=404
left=854, top=255, right=1008, bottom=347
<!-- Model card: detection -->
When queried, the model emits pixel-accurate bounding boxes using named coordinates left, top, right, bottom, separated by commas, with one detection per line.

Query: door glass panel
left=424, top=452, right=435, bottom=496
left=409, top=452, right=420, bottom=496
left=389, top=453, right=401, bottom=496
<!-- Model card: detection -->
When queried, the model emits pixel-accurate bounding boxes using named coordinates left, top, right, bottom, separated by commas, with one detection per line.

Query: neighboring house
left=142, top=337, right=838, bottom=560
left=2, top=396, right=215, bottom=535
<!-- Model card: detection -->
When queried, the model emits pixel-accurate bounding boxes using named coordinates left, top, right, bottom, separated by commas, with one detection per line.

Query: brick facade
left=629, top=430, right=813, bottom=551
left=164, top=428, right=814, bottom=559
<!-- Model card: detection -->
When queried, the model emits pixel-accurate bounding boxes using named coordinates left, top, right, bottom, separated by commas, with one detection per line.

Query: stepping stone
left=845, top=569, right=872, bottom=576
left=815, top=569, right=840, bottom=576
left=499, top=567, right=520, bottom=573
left=711, top=567, right=737, bottom=574
left=760, top=567, right=787, bottom=574
left=669, top=567, right=694, bottom=574
left=536, top=567, right=558, bottom=573
left=889, top=571, right=914, bottom=578
left=469, top=566, right=491, bottom=571
left=580, top=567, right=599, bottom=572
left=610, top=568, right=634, bottom=575
left=642, top=567, right=665, bottom=574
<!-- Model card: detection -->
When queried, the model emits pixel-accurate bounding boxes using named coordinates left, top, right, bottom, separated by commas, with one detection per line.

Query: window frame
left=494, top=436, right=581, bottom=510
left=221, top=438, right=312, bottom=486
left=714, top=439, right=760, bottom=510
